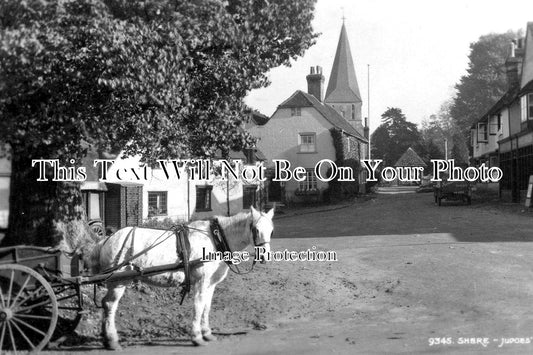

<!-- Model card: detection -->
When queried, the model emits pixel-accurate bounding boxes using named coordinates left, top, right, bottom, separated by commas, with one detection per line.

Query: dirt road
left=51, top=192, right=533, bottom=354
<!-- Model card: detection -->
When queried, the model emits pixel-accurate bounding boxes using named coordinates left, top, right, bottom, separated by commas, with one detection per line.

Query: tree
left=371, top=107, right=422, bottom=166
left=450, top=31, right=520, bottom=136
left=0, top=0, right=318, bottom=248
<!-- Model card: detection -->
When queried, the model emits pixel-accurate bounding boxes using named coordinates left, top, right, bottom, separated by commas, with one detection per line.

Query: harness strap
left=210, top=218, right=257, bottom=275
left=111, top=227, right=136, bottom=269
left=210, top=218, right=232, bottom=266
left=173, top=225, right=191, bottom=305
left=101, top=228, right=171, bottom=274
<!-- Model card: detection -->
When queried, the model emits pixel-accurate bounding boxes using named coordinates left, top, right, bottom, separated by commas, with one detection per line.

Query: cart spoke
left=10, top=319, right=35, bottom=349
left=6, top=269, right=14, bottom=307
left=16, top=298, right=53, bottom=313
left=0, top=284, right=6, bottom=308
left=10, top=275, right=31, bottom=309
left=7, top=320, right=18, bottom=355
left=12, top=316, right=47, bottom=337
left=0, top=322, right=6, bottom=351
left=15, top=313, right=53, bottom=320
left=12, top=286, right=44, bottom=310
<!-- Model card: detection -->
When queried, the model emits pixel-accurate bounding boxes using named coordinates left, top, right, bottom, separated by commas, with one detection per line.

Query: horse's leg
left=191, top=279, right=208, bottom=346
left=201, top=285, right=217, bottom=341
left=101, top=282, right=126, bottom=350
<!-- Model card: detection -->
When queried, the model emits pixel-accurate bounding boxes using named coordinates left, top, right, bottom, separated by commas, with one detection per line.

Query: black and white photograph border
left=1, top=0, right=533, bottom=354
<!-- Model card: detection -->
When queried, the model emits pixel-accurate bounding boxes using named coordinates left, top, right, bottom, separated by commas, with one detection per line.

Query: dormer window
left=520, top=94, right=533, bottom=122
left=291, top=107, right=301, bottom=116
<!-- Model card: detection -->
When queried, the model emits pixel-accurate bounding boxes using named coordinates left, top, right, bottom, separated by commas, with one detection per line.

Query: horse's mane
left=216, top=211, right=251, bottom=237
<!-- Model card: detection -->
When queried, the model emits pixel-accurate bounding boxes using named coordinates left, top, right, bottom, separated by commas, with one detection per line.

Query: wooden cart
left=434, top=180, right=472, bottom=206
left=0, top=244, right=197, bottom=353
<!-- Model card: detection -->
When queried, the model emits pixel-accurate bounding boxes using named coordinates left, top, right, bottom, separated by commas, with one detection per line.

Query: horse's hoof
left=104, top=340, right=123, bottom=351
left=203, top=333, right=217, bottom=342
left=192, top=337, right=207, bottom=346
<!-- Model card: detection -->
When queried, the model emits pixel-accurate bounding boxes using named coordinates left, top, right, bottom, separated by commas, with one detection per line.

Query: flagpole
left=367, top=64, right=371, bottom=160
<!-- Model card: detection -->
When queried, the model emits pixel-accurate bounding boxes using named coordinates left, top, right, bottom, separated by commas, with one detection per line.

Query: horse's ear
left=250, top=206, right=260, bottom=220
left=265, top=207, right=275, bottom=219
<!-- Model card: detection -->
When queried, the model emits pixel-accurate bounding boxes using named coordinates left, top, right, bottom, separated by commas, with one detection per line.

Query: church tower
left=324, top=22, right=364, bottom=135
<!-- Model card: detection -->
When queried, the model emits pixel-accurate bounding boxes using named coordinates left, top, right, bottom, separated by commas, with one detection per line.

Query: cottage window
left=291, top=107, right=301, bottom=116
left=195, top=185, right=212, bottom=212
left=242, top=185, right=257, bottom=209
left=489, top=114, right=501, bottom=135
left=299, top=133, right=316, bottom=153
left=520, top=94, right=533, bottom=122
left=477, top=122, right=488, bottom=143
left=298, top=169, right=318, bottom=191
left=148, top=191, right=167, bottom=217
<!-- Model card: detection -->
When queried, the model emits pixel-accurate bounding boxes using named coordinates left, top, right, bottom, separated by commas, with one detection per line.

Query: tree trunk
left=2, top=151, right=93, bottom=251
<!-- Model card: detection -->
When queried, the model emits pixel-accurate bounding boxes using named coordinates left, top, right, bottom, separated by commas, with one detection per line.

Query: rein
left=100, top=227, right=173, bottom=274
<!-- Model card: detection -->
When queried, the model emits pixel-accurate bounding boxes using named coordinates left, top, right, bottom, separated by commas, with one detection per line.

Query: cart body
left=434, top=180, right=472, bottom=206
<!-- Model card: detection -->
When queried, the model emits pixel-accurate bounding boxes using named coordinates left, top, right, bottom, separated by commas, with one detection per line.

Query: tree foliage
left=450, top=31, right=520, bottom=136
left=0, top=0, right=317, bottom=247
left=1, top=0, right=318, bottom=160
left=371, top=107, right=422, bottom=166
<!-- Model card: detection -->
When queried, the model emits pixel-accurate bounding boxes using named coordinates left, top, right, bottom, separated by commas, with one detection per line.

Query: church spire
left=324, top=23, right=362, bottom=103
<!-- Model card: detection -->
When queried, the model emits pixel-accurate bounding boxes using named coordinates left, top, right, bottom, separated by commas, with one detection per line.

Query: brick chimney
left=505, top=39, right=524, bottom=90
left=306, top=66, right=325, bottom=102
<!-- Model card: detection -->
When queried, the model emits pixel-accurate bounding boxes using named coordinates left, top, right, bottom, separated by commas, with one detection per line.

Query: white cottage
left=249, top=23, right=369, bottom=203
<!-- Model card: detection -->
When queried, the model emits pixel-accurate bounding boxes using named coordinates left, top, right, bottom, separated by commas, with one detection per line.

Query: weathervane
left=341, top=7, right=346, bottom=23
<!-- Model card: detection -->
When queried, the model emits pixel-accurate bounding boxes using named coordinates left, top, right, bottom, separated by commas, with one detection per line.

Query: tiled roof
left=519, top=79, right=533, bottom=95
left=279, top=90, right=367, bottom=141
left=250, top=111, right=270, bottom=126
left=324, top=23, right=362, bottom=104
left=394, top=147, right=427, bottom=167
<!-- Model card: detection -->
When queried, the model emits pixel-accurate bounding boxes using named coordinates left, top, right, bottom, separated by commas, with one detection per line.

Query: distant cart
left=434, top=180, right=472, bottom=206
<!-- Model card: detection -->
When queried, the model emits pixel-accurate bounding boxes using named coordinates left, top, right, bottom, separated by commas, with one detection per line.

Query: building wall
left=249, top=107, right=337, bottom=200
left=508, top=100, right=522, bottom=136
left=104, top=154, right=259, bottom=223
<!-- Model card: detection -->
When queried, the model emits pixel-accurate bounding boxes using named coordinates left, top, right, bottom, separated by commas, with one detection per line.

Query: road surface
left=50, top=191, right=533, bottom=354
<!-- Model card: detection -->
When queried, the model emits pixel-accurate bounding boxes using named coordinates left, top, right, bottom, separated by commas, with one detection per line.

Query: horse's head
left=250, top=206, right=274, bottom=263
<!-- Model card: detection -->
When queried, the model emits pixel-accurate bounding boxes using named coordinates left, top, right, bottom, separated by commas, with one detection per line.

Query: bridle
left=250, top=214, right=272, bottom=248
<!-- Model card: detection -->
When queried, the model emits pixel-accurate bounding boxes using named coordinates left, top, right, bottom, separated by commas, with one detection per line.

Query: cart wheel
left=89, top=220, right=105, bottom=238
left=0, top=264, right=58, bottom=353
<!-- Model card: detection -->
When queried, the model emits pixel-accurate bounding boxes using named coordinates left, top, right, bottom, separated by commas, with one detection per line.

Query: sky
left=245, top=0, right=533, bottom=133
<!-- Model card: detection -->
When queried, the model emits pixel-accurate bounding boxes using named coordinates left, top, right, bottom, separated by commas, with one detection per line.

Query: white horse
left=87, top=206, right=274, bottom=350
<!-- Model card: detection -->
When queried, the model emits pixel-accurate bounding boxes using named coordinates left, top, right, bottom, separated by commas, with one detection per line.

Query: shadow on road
left=274, top=193, right=533, bottom=243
